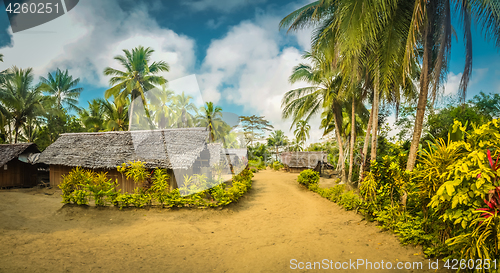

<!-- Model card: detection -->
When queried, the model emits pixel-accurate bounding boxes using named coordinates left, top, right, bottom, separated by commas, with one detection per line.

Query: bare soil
left=0, top=170, right=448, bottom=272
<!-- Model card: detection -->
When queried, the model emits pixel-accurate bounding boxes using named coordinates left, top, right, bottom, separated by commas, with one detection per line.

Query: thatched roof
left=0, top=143, right=40, bottom=167
left=281, top=151, right=327, bottom=168
left=207, top=143, right=223, bottom=166
left=224, top=148, right=248, bottom=158
left=39, top=128, right=209, bottom=170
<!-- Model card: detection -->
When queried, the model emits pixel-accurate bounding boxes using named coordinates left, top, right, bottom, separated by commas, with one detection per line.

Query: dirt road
left=0, top=170, right=445, bottom=272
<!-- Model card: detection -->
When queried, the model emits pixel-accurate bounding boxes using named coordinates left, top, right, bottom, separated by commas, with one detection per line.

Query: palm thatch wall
left=280, top=151, right=327, bottom=173
left=0, top=143, right=40, bottom=188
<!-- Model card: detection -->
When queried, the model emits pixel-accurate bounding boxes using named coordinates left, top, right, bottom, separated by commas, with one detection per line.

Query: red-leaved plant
left=476, top=150, right=500, bottom=221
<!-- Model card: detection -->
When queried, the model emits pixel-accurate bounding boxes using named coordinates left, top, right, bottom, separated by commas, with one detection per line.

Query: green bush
left=272, top=161, right=283, bottom=171
left=59, top=165, right=254, bottom=209
left=297, top=169, right=320, bottom=187
left=59, top=167, right=92, bottom=204
left=338, top=191, right=361, bottom=210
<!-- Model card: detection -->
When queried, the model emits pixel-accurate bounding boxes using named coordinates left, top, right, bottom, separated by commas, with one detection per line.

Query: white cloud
left=443, top=71, right=462, bottom=96
left=0, top=0, right=196, bottom=89
left=199, top=15, right=319, bottom=143
left=206, top=17, right=226, bottom=29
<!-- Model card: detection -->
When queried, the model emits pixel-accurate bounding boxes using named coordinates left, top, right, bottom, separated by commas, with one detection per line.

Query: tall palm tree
left=404, top=0, right=500, bottom=170
left=0, top=67, right=44, bottom=143
left=103, top=46, right=169, bottom=130
left=172, top=92, right=198, bottom=127
left=199, top=102, right=224, bottom=142
left=281, top=0, right=419, bottom=174
left=38, top=68, right=82, bottom=111
left=267, top=130, right=289, bottom=161
left=294, top=120, right=310, bottom=150
left=282, top=50, right=349, bottom=182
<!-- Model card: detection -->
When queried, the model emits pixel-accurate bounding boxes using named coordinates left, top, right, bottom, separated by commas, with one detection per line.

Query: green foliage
left=297, top=169, right=320, bottom=188
left=414, top=137, right=466, bottom=202
left=446, top=211, right=500, bottom=270
left=272, top=161, right=283, bottom=171
left=338, top=190, right=361, bottom=210
left=150, top=169, right=170, bottom=207
left=84, top=172, right=118, bottom=206
left=429, top=120, right=500, bottom=229
left=117, top=161, right=150, bottom=184
left=59, top=167, right=92, bottom=204
left=60, top=166, right=254, bottom=209
left=248, top=159, right=266, bottom=171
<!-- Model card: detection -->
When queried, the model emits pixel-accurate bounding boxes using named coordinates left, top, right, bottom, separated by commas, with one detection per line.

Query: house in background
left=0, top=143, right=41, bottom=188
left=280, top=151, right=327, bottom=174
left=38, top=128, right=216, bottom=192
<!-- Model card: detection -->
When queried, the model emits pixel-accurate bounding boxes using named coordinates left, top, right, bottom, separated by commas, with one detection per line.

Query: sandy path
left=0, top=170, right=446, bottom=272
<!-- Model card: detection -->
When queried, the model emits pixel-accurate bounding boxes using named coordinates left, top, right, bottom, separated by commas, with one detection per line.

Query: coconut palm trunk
left=370, top=71, right=380, bottom=163
left=128, top=99, right=134, bottom=131
left=407, top=13, right=433, bottom=171
left=348, top=96, right=356, bottom=184
left=358, top=107, right=373, bottom=184
left=332, top=102, right=346, bottom=183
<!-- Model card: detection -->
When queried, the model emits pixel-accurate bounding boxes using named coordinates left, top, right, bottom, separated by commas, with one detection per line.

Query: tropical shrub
left=117, top=161, right=150, bottom=185
left=150, top=169, right=170, bottom=208
left=297, top=169, right=320, bottom=188
left=272, top=161, right=283, bottom=171
left=85, top=172, right=118, bottom=206
left=59, top=167, right=92, bottom=204
left=338, top=191, right=361, bottom=210
left=248, top=159, right=266, bottom=171
left=59, top=166, right=254, bottom=209
left=429, top=120, right=500, bottom=232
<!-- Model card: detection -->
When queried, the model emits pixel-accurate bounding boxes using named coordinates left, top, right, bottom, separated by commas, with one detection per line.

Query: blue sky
left=0, top=0, right=499, bottom=142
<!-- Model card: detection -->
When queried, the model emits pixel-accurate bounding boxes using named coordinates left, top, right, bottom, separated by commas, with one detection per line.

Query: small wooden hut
left=38, top=128, right=214, bottom=192
left=0, top=143, right=41, bottom=188
left=280, top=151, right=327, bottom=173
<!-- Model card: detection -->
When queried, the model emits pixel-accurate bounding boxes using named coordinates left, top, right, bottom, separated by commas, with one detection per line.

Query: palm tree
left=78, top=99, right=106, bottom=132
left=289, top=138, right=304, bottom=152
left=198, top=102, right=224, bottom=142
left=101, top=97, right=129, bottom=131
left=294, top=120, right=310, bottom=150
left=281, top=0, right=420, bottom=175
left=103, top=46, right=169, bottom=130
left=38, top=68, right=82, bottom=111
left=0, top=67, right=44, bottom=143
left=172, top=92, right=198, bottom=127
left=282, top=50, right=349, bottom=182
left=148, top=87, right=175, bottom=129
left=267, top=130, right=289, bottom=161
left=404, top=0, right=500, bottom=170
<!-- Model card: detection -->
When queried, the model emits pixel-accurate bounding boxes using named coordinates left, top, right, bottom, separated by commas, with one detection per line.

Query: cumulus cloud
left=0, top=0, right=196, bottom=88
left=198, top=14, right=320, bottom=143
left=443, top=71, right=462, bottom=96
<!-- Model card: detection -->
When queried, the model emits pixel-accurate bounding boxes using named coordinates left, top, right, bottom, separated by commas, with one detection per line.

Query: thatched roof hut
left=39, top=128, right=209, bottom=169
left=39, top=128, right=213, bottom=191
left=280, top=151, right=327, bottom=173
left=0, top=143, right=41, bottom=188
